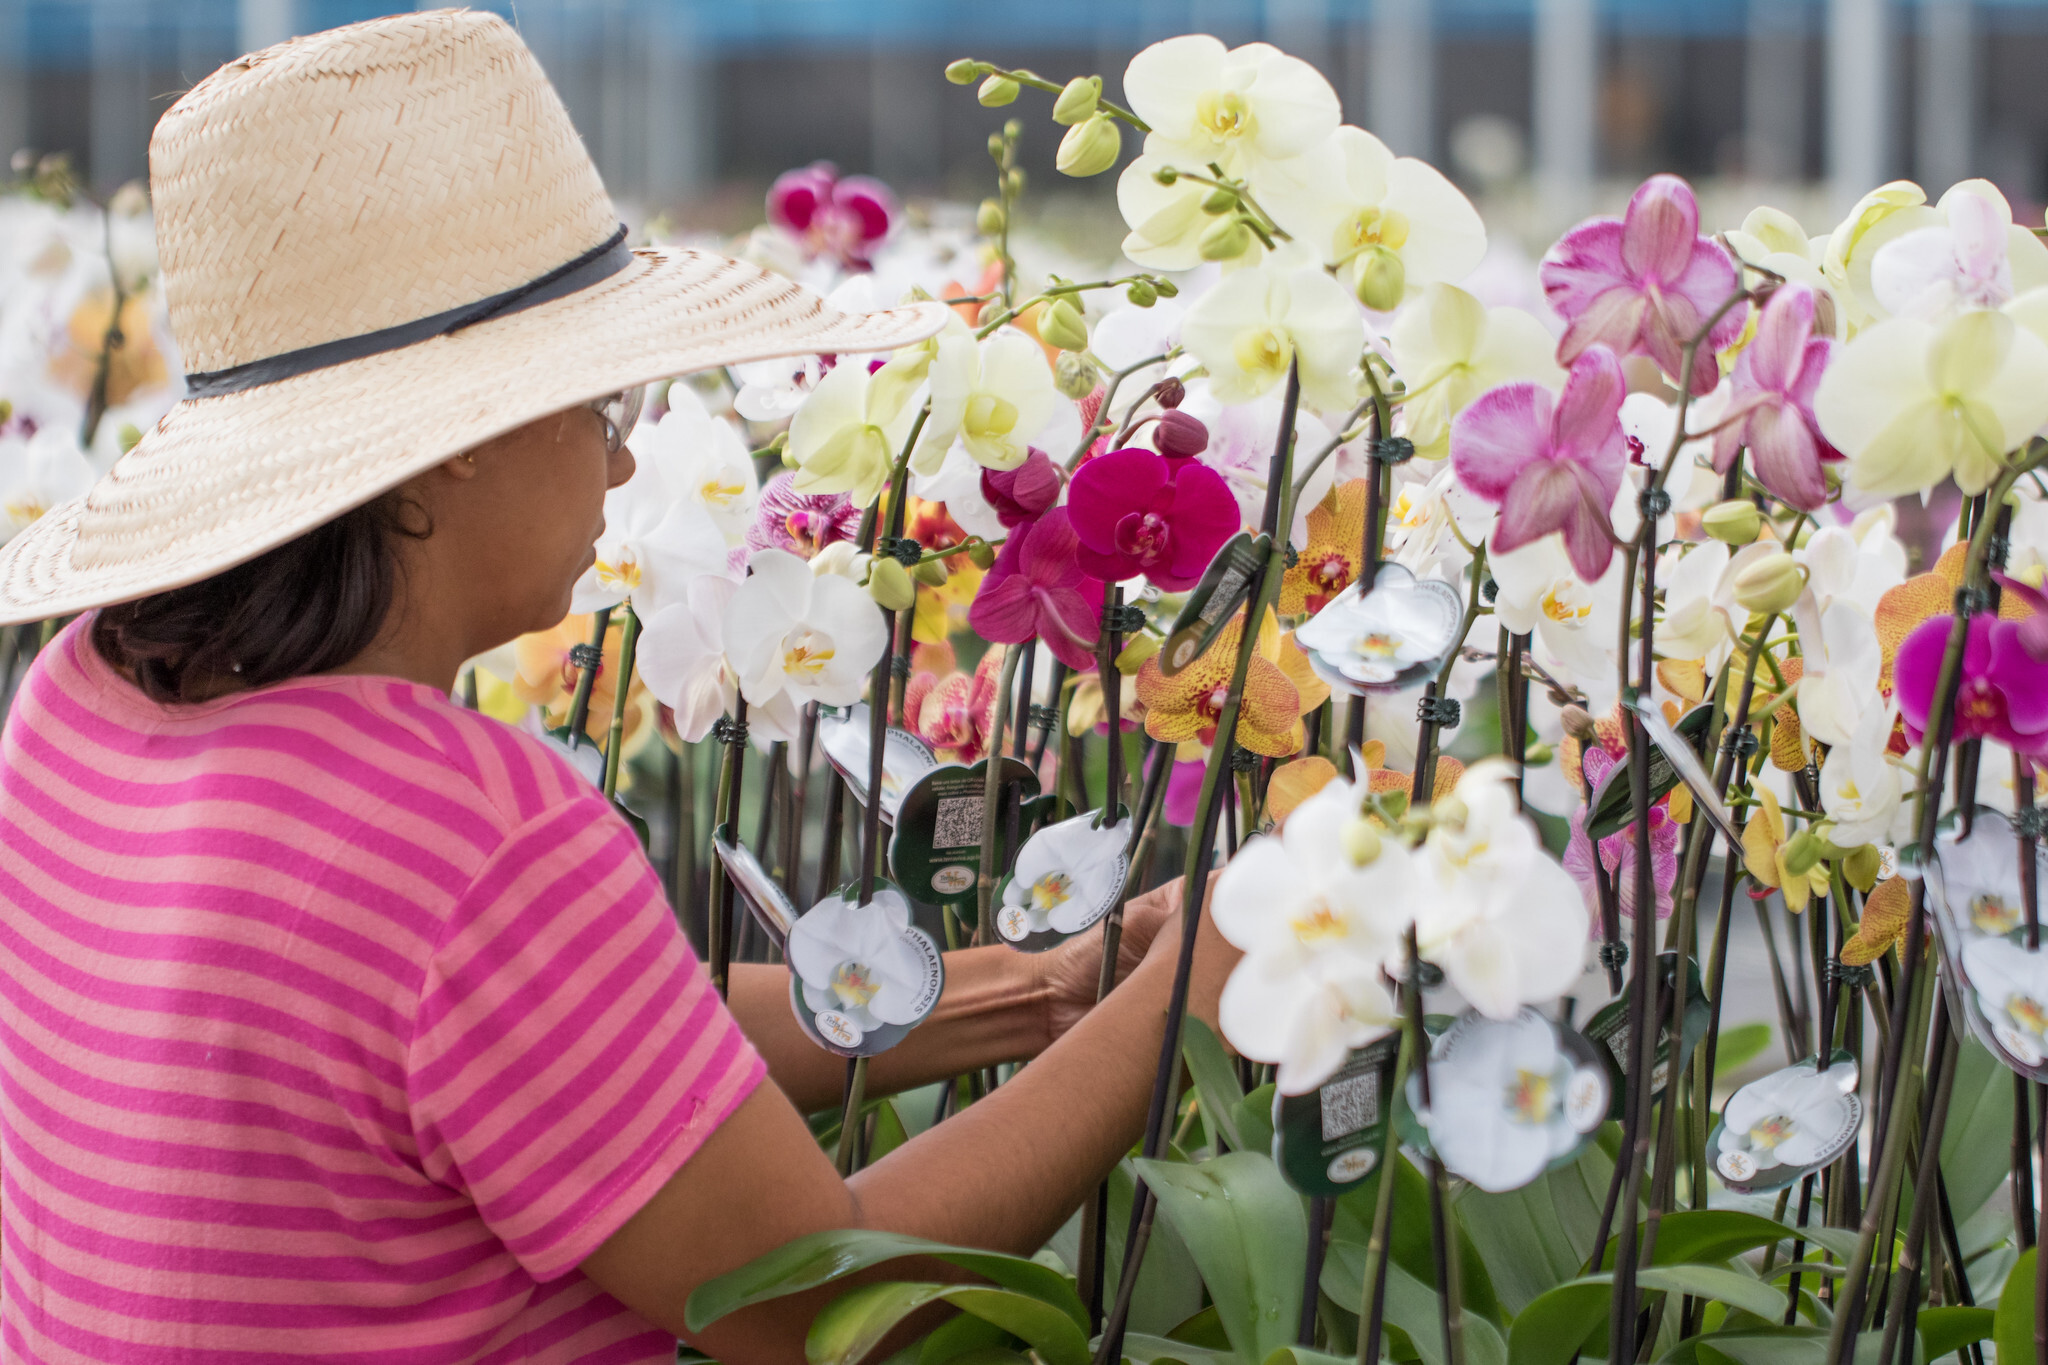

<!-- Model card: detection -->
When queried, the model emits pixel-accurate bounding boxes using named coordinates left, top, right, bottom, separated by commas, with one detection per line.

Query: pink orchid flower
left=968, top=507, right=1105, bottom=671
left=1562, top=747, right=1679, bottom=922
left=1896, top=603, right=2048, bottom=758
left=1540, top=174, right=1745, bottom=396
left=1067, top=446, right=1241, bottom=591
left=981, top=447, right=1062, bottom=528
left=767, top=161, right=898, bottom=269
left=745, top=473, right=859, bottom=560
left=1450, top=344, right=1629, bottom=582
left=1711, top=283, right=1840, bottom=512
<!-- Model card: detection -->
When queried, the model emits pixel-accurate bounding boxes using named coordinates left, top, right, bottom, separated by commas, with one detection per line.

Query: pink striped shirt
left=0, top=621, right=763, bottom=1362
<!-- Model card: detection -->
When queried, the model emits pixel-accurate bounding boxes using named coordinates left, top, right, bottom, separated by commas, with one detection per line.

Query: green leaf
left=1597, top=1208, right=1861, bottom=1274
left=685, top=1230, right=1086, bottom=1334
left=1135, top=1151, right=1307, bottom=1363
left=1119, top=1333, right=1237, bottom=1365
left=1328, top=1154, right=1501, bottom=1324
left=804, top=1283, right=1089, bottom=1365
left=1996, top=1248, right=2038, bottom=1365
left=1678, top=1327, right=1826, bottom=1365
left=1182, top=1017, right=1247, bottom=1153
left=868, top=1098, right=911, bottom=1162
left=1046, top=1159, right=1202, bottom=1335
left=916, top=1306, right=1011, bottom=1365
left=1455, top=1137, right=1613, bottom=1314
left=1636, top=1266, right=1786, bottom=1322
left=1320, top=1240, right=1506, bottom=1365
left=1262, top=1349, right=1366, bottom=1365
left=1504, top=1268, right=1784, bottom=1365
left=1713, top=1022, right=1774, bottom=1073
left=1916, top=1305, right=1994, bottom=1360
left=1236, top=1082, right=1277, bottom=1157
left=1942, top=1038, right=2017, bottom=1222
left=1165, top=1305, right=1231, bottom=1350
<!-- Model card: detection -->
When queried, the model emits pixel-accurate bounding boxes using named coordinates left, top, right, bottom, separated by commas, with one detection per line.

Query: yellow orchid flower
left=1278, top=479, right=1369, bottom=616
left=1135, top=607, right=1305, bottom=758
left=1840, top=876, right=1913, bottom=966
left=1740, top=787, right=1830, bottom=912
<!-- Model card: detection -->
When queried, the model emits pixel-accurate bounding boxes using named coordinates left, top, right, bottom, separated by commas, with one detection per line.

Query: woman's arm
left=725, top=895, right=1173, bottom=1112
left=578, top=875, right=1236, bottom=1364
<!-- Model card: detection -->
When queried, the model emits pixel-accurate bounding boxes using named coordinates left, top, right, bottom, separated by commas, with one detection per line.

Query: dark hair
left=92, top=491, right=427, bottom=703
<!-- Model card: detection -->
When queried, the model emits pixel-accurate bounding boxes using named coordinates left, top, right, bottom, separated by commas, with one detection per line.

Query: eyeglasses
left=590, top=385, right=646, bottom=455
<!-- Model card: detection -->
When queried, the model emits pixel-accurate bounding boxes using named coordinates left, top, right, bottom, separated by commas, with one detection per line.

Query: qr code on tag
left=1321, top=1070, right=1380, bottom=1141
left=933, top=796, right=985, bottom=849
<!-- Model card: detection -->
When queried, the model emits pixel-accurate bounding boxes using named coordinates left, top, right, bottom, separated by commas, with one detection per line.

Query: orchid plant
left=13, top=37, right=2048, bottom=1365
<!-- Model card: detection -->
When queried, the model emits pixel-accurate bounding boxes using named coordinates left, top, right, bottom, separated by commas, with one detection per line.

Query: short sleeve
left=406, top=791, right=765, bottom=1281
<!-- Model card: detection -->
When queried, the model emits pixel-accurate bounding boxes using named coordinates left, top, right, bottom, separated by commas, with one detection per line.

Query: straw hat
left=0, top=8, right=947, bottom=625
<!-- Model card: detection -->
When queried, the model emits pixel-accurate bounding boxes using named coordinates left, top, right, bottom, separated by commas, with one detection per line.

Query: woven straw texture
left=0, top=9, right=946, bottom=624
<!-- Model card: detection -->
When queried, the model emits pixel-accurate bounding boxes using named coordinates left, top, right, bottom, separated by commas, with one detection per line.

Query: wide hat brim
left=0, top=245, right=950, bottom=625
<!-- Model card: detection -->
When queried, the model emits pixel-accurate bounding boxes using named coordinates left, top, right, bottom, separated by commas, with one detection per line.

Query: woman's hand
left=1036, top=872, right=1237, bottom=1041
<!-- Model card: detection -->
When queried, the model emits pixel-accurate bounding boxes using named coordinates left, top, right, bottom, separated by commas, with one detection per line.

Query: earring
left=460, top=452, right=475, bottom=465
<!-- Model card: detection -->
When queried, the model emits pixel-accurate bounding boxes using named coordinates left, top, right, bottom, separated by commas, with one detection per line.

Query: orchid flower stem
left=1161, top=168, right=1287, bottom=242
left=856, top=612, right=894, bottom=907
left=599, top=606, right=642, bottom=801
left=562, top=607, right=612, bottom=746
left=976, top=278, right=1162, bottom=340
left=1069, top=350, right=1180, bottom=468
left=80, top=207, right=127, bottom=450
left=976, top=645, right=1024, bottom=944
left=1099, top=361, right=1298, bottom=1365
left=1405, top=927, right=1464, bottom=1365
left=781, top=705, right=819, bottom=904
left=834, top=1056, right=868, bottom=1176
left=970, top=62, right=1151, bottom=131
left=708, top=695, right=749, bottom=1000
left=1654, top=285, right=1758, bottom=491
left=1878, top=1001, right=1962, bottom=1365
left=1356, top=1002, right=1417, bottom=1365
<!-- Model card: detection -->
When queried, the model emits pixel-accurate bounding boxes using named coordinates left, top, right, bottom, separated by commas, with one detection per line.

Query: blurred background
left=7, top=0, right=2048, bottom=252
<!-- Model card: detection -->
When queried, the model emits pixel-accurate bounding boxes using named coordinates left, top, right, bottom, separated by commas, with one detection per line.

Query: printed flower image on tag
left=1403, top=1008, right=1608, bottom=1193
left=995, top=807, right=1131, bottom=951
left=711, top=823, right=795, bottom=950
left=1707, top=1054, right=1861, bottom=1194
left=1926, top=809, right=2048, bottom=1079
left=1294, top=562, right=1465, bottom=694
left=785, top=880, right=945, bottom=1058
left=819, top=703, right=938, bottom=823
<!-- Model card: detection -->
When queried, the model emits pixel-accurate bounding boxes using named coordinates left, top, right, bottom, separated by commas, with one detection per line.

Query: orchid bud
left=1341, top=816, right=1383, bottom=867
left=1039, top=298, right=1090, bottom=352
left=1006, top=167, right=1026, bottom=196
left=117, top=422, right=142, bottom=453
left=1156, top=409, right=1209, bottom=460
left=1198, top=216, right=1252, bottom=262
left=1201, top=186, right=1238, bottom=214
left=945, top=58, right=980, bottom=84
left=1524, top=739, right=1553, bottom=766
left=1152, top=164, right=1179, bottom=186
left=1781, top=828, right=1825, bottom=878
left=1732, top=551, right=1804, bottom=615
left=978, top=74, right=1020, bottom=106
left=1351, top=246, right=1407, bottom=312
left=1126, top=279, right=1158, bottom=307
left=1115, top=633, right=1161, bottom=673
left=1703, top=499, right=1762, bottom=545
left=977, top=198, right=1006, bottom=236
left=1055, top=350, right=1102, bottom=401
left=912, top=557, right=950, bottom=587
left=1844, top=843, right=1882, bottom=892
left=1004, top=118, right=1023, bottom=139
left=1052, top=75, right=1102, bottom=125
left=868, top=556, right=916, bottom=611
left=1559, top=705, right=1598, bottom=741
left=1155, top=375, right=1186, bottom=407
left=1056, top=114, right=1121, bottom=178
left=968, top=540, right=997, bottom=570
left=987, top=133, right=1006, bottom=159
left=0, top=399, right=12, bottom=425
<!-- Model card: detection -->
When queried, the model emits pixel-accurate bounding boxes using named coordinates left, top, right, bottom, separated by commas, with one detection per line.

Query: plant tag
left=1273, top=1033, right=1399, bottom=1196
left=887, top=758, right=1041, bottom=903
left=1582, top=951, right=1711, bottom=1120
left=819, top=703, right=937, bottom=825
left=785, top=879, right=946, bottom=1058
left=1707, top=1051, right=1861, bottom=1194
left=1585, top=702, right=1717, bottom=842
left=1625, top=696, right=1742, bottom=846
left=994, top=806, right=1133, bottom=952
left=711, top=823, right=794, bottom=951
left=1161, top=532, right=1270, bottom=676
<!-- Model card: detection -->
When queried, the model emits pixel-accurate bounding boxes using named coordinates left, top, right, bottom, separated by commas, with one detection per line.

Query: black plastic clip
left=2016, top=807, right=2048, bottom=841
left=1598, top=941, right=1630, bottom=971
left=878, top=536, right=924, bottom=566
left=1417, top=696, right=1462, bottom=729
left=1828, top=959, right=1876, bottom=989
left=890, top=655, right=912, bottom=679
left=1283, top=542, right=1300, bottom=570
left=569, top=643, right=603, bottom=671
left=1638, top=487, right=1672, bottom=519
left=1955, top=584, right=1993, bottom=617
left=711, top=716, right=750, bottom=746
left=1370, top=435, right=1415, bottom=465
left=1481, top=576, right=1499, bottom=604
left=1102, top=604, right=1149, bottom=635
left=1721, top=726, right=1760, bottom=758
left=1028, top=703, right=1060, bottom=732
left=1230, top=746, right=1261, bottom=772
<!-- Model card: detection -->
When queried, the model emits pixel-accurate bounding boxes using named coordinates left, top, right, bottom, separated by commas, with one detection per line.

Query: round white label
left=1564, top=1068, right=1607, bottom=1132
left=1172, top=639, right=1196, bottom=669
left=814, top=1011, right=865, bottom=1049
left=998, top=904, right=1031, bottom=943
left=931, top=865, right=977, bottom=897
left=1326, top=1147, right=1378, bottom=1183
left=1716, top=1148, right=1757, bottom=1182
left=1877, top=844, right=1898, bottom=880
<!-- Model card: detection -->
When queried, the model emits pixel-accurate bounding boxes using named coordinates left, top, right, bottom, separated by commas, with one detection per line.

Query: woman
left=0, top=12, right=1237, bottom=1364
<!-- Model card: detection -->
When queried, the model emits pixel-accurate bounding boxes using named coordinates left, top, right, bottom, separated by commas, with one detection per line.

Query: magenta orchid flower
left=1450, top=344, right=1629, bottom=582
left=1562, top=747, right=1679, bottom=922
left=1164, top=757, right=1207, bottom=827
left=767, top=161, right=898, bottom=269
left=968, top=507, right=1105, bottom=670
left=1067, top=446, right=1240, bottom=591
left=1540, top=174, right=1745, bottom=396
left=1711, top=283, right=1840, bottom=512
left=981, top=447, right=1062, bottom=528
left=1896, top=605, right=2048, bottom=757
left=745, top=472, right=859, bottom=561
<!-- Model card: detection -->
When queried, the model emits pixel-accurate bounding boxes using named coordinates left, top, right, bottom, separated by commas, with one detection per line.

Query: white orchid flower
left=1962, top=937, right=2048, bottom=1066
left=1488, top=535, right=1623, bottom=706
left=1116, top=154, right=1234, bottom=272
left=1260, top=128, right=1488, bottom=312
left=629, top=386, right=759, bottom=548
left=999, top=811, right=1130, bottom=940
left=1870, top=186, right=2025, bottom=323
left=1818, top=703, right=1903, bottom=849
left=1122, top=35, right=1341, bottom=185
left=1813, top=306, right=2048, bottom=497
left=570, top=422, right=731, bottom=619
left=731, top=353, right=824, bottom=423
left=1179, top=378, right=1334, bottom=542
left=818, top=702, right=937, bottom=821
left=1793, top=593, right=1882, bottom=750
left=1415, top=1010, right=1606, bottom=1193
left=913, top=328, right=1059, bottom=475
left=1717, top=1060, right=1861, bottom=1178
left=635, top=574, right=741, bottom=745
left=1386, top=462, right=1493, bottom=579
left=788, top=886, right=936, bottom=1037
left=1295, top=564, right=1463, bottom=689
left=0, top=424, right=92, bottom=542
left=1657, top=540, right=1735, bottom=670
left=1416, top=759, right=1590, bottom=1018
left=1389, top=285, right=1559, bottom=461
left=1824, top=180, right=2048, bottom=334
left=1797, top=508, right=1907, bottom=616
left=724, top=549, right=889, bottom=714
left=1620, top=388, right=1725, bottom=514
left=910, top=442, right=1006, bottom=542
left=1725, top=206, right=1830, bottom=309
left=1212, top=775, right=1412, bottom=1095
left=786, top=358, right=921, bottom=506
left=1180, top=246, right=1365, bottom=413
